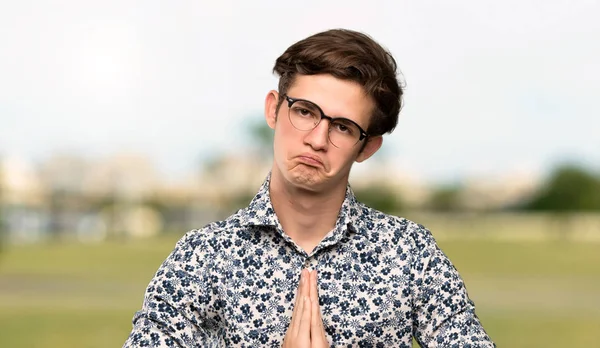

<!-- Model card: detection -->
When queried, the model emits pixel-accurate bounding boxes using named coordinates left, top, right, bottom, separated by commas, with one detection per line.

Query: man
left=124, top=29, right=495, bottom=347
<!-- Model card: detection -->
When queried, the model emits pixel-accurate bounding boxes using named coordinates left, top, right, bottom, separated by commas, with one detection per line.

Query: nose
left=303, top=118, right=330, bottom=150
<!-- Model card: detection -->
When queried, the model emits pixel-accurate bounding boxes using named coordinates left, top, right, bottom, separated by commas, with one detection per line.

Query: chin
left=286, top=166, right=327, bottom=191
left=290, top=170, right=322, bottom=187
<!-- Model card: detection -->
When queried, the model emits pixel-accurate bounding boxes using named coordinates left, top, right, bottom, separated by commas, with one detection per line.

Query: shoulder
left=170, top=209, right=249, bottom=257
left=355, top=202, right=438, bottom=251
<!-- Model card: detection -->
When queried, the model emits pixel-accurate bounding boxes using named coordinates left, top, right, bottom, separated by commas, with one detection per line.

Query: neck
left=269, top=169, right=348, bottom=254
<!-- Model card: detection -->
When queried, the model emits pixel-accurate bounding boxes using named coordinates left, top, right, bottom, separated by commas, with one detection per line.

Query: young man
left=124, top=29, right=495, bottom=347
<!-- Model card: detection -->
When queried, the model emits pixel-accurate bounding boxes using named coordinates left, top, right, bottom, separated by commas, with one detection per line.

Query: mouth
left=297, top=153, right=324, bottom=167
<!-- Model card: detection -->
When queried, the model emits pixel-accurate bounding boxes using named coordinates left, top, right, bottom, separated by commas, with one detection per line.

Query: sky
left=1, top=0, right=599, bottom=183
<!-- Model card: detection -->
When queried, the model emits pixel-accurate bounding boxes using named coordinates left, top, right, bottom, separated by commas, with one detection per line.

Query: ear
left=355, top=136, right=383, bottom=163
left=264, top=90, right=279, bottom=130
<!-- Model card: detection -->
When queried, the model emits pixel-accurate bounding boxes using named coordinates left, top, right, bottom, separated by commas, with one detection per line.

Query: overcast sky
left=1, top=0, right=599, bottom=183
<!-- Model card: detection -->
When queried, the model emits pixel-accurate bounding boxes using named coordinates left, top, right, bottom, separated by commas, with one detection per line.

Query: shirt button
left=303, top=258, right=310, bottom=269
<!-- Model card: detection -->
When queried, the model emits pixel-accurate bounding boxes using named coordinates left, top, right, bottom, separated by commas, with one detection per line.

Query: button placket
left=302, top=257, right=308, bottom=269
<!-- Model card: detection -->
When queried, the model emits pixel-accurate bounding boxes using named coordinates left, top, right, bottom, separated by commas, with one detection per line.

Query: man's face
left=265, top=74, right=382, bottom=193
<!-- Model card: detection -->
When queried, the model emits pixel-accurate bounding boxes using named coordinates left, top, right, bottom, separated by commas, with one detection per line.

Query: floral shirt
left=124, top=174, right=495, bottom=347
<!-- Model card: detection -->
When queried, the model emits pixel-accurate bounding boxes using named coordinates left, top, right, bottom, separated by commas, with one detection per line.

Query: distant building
left=0, top=149, right=547, bottom=244
left=0, top=156, right=48, bottom=242
left=459, top=171, right=542, bottom=210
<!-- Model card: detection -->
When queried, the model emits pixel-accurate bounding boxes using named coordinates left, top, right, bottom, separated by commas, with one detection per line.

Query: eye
left=336, top=123, right=349, bottom=133
left=298, top=108, right=313, bottom=117
left=291, top=101, right=319, bottom=118
left=332, top=120, right=355, bottom=135
left=291, top=106, right=315, bottom=118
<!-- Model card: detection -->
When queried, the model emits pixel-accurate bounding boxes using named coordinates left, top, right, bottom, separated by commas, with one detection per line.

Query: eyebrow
left=292, top=96, right=355, bottom=121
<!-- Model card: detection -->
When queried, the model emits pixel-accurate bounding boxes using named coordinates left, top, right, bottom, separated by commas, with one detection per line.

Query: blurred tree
left=214, top=117, right=273, bottom=211
left=246, top=117, right=274, bottom=159
left=525, top=165, right=600, bottom=211
left=202, top=153, right=228, bottom=176
left=426, top=184, right=463, bottom=212
left=230, top=191, right=257, bottom=210
left=0, top=158, right=4, bottom=254
left=524, top=164, right=600, bottom=239
left=354, top=185, right=403, bottom=214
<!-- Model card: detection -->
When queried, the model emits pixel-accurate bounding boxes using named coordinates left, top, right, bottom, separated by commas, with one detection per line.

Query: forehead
left=287, top=74, right=374, bottom=125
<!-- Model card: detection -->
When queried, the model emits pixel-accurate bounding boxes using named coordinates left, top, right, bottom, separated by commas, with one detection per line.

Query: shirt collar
left=239, top=172, right=282, bottom=229
left=240, top=173, right=369, bottom=238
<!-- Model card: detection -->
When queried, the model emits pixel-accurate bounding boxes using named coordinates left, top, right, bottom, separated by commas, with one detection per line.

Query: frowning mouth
left=297, top=153, right=324, bottom=167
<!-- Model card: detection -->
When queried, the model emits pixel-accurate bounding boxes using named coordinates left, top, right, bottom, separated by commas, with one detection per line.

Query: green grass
left=0, top=307, right=133, bottom=348
left=0, top=234, right=599, bottom=347
left=0, top=235, right=179, bottom=282
left=478, top=311, right=600, bottom=347
left=439, top=239, right=600, bottom=347
left=439, top=239, right=600, bottom=276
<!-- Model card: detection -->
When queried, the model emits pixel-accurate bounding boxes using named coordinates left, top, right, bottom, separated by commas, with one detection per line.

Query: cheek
left=273, top=122, right=297, bottom=157
left=326, top=149, right=358, bottom=175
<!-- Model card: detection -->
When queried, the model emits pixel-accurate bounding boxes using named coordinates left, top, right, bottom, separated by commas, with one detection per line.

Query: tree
left=246, top=117, right=274, bottom=159
left=525, top=165, right=600, bottom=211
left=0, top=159, right=4, bottom=254
left=354, top=184, right=403, bottom=214
left=524, top=164, right=600, bottom=239
left=426, top=185, right=463, bottom=212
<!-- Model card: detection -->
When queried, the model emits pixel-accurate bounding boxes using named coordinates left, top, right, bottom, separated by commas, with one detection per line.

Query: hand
left=282, top=269, right=329, bottom=348
left=282, top=269, right=311, bottom=347
left=308, top=269, right=329, bottom=347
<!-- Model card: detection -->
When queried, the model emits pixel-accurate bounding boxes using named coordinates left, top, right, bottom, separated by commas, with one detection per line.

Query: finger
left=310, top=270, right=329, bottom=345
left=309, top=269, right=319, bottom=303
left=297, top=295, right=311, bottom=337
left=302, top=269, right=310, bottom=299
left=312, top=300, right=329, bottom=346
left=310, top=292, right=321, bottom=332
left=290, top=269, right=306, bottom=335
left=310, top=272, right=322, bottom=335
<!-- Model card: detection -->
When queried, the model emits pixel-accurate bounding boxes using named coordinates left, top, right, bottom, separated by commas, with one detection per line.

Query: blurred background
left=1, top=0, right=599, bottom=347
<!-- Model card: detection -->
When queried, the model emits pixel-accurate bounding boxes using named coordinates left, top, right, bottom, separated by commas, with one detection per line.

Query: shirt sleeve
left=410, top=225, right=496, bottom=347
left=123, top=230, right=217, bottom=347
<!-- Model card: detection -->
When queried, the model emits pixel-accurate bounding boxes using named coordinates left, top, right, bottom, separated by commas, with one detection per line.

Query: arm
left=410, top=226, right=495, bottom=347
left=123, top=231, right=214, bottom=347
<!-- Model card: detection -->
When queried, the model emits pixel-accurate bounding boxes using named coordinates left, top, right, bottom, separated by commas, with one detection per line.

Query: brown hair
left=273, top=29, right=404, bottom=137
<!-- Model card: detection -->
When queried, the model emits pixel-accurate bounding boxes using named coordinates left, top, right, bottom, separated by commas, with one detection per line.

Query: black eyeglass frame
left=283, top=95, right=369, bottom=144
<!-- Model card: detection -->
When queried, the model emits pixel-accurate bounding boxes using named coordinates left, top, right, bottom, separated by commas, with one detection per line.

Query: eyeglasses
left=283, top=95, right=369, bottom=149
